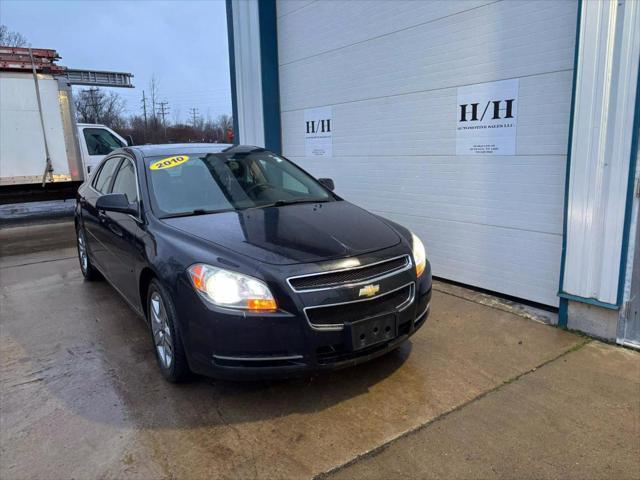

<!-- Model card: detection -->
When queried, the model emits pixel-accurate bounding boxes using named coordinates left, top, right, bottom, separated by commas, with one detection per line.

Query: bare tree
left=216, top=114, right=233, bottom=133
left=0, top=25, right=29, bottom=47
left=172, top=106, right=181, bottom=125
left=148, top=75, right=160, bottom=122
left=75, top=88, right=127, bottom=131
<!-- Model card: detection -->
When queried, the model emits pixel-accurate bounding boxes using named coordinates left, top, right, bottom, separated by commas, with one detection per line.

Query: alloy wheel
left=77, top=229, right=88, bottom=273
left=150, top=291, right=173, bottom=369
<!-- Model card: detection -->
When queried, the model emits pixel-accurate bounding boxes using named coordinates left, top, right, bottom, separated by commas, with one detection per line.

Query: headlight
left=187, top=264, right=277, bottom=311
left=411, top=232, right=427, bottom=277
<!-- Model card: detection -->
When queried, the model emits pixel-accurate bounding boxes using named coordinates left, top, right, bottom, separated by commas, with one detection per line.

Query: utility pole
left=156, top=101, right=170, bottom=140
left=189, top=107, right=199, bottom=128
left=88, top=87, right=100, bottom=123
left=141, top=90, right=148, bottom=130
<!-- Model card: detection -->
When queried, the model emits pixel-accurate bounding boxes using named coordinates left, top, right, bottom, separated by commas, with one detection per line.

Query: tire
left=147, top=279, right=190, bottom=382
left=76, top=225, right=101, bottom=281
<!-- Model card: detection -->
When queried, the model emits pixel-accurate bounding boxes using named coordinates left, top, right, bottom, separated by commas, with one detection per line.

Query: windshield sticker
left=150, top=155, right=189, bottom=170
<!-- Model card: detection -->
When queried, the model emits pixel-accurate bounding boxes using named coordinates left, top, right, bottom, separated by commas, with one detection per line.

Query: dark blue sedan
left=75, top=144, right=432, bottom=381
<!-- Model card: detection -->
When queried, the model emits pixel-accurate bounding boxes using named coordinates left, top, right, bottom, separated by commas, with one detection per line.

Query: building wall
left=276, top=0, right=578, bottom=306
left=561, top=0, right=640, bottom=306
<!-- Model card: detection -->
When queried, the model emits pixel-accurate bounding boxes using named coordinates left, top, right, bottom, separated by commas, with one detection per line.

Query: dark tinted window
left=111, top=159, right=138, bottom=203
left=93, top=157, right=122, bottom=193
left=146, top=150, right=332, bottom=217
left=83, top=128, right=124, bottom=156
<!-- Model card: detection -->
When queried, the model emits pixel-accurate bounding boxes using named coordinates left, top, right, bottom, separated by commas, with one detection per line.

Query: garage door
left=276, top=0, right=578, bottom=307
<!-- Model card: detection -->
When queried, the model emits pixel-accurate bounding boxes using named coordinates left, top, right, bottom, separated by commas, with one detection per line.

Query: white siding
left=230, top=0, right=265, bottom=147
left=563, top=0, right=640, bottom=305
left=277, top=0, right=578, bottom=306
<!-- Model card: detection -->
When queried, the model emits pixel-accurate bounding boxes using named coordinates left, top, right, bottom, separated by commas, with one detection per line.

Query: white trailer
left=0, top=47, right=133, bottom=203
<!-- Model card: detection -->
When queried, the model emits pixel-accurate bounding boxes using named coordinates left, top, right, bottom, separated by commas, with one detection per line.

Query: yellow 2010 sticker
left=150, top=155, right=189, bottom=170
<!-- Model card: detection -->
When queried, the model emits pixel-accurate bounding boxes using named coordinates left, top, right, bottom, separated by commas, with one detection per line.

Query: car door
left=82, top=156, right=123, bottom=273
left=103, top=156, right=146, bottom=306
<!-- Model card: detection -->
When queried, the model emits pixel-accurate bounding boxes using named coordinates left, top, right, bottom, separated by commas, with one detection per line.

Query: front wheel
left=147, top=279, right=190, bottom=382
left=76, top=225, right=100, bottom=281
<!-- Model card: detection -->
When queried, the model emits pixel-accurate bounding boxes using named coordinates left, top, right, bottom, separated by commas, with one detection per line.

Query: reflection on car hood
left=162, top=201, right=401, bottom=265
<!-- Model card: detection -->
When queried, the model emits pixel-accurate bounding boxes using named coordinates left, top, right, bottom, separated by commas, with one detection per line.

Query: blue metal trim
left=558, top=298, right=569, bottom=328
left=558, top=292, right=619, bottom=311
left=225, top=0, right=240, bottom=145
left=616, top=58, right=640, bottom=306
left=258, top=0, right=282, bottom=154
left=557, top=0, right=583, bottom=327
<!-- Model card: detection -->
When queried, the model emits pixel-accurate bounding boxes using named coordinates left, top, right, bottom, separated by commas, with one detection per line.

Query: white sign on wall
left=304, top=106, right=332, bottom=157
left=456, top=79, right=519, bottom=155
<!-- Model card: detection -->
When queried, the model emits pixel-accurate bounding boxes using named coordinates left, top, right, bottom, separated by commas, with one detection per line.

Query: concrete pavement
left=1, top=220, right=638, bottom=479
left=327, top=341, right=640, bottom=480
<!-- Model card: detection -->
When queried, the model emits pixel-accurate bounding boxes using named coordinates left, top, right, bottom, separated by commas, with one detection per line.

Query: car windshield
left=146, top=149, right=334, bottom=218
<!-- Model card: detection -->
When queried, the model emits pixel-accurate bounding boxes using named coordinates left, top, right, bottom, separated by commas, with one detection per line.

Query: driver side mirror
left=125, top=135, right=135, bottom=147
left=96, top=193, right=138, bottom=216
left=319, top=178, right=335, bottom=191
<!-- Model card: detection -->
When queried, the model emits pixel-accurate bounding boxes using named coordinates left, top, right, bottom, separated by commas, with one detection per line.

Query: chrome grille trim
left=287, top=254, right=412, bottom=293
left=304, top=282, right=416, bottom=331
left=415, top=302, right=430, bottom=324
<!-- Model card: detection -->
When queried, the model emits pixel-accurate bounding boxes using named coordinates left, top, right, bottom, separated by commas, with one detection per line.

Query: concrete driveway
left=1, top=220, right=639, bottom=479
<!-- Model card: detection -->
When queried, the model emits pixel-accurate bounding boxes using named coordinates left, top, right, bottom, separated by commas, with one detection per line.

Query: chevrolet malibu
left=75, top=144, right=432, bottom=381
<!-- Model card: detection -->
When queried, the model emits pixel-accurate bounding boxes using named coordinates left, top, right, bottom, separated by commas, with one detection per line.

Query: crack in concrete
left=314, top=337, right=593, bottom=480
left=0, top=256, right=76, bottom=270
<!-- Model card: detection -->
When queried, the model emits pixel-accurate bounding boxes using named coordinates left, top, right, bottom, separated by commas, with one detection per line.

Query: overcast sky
left=1, top=0, right=232, bottom=124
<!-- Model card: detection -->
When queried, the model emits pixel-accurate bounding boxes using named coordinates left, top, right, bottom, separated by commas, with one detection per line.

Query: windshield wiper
left=261, top=198, right=331, bottom=208
left=160, top=208, right=228, bottom=219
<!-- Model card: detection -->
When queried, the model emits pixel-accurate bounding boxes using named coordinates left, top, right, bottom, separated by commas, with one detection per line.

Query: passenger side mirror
left=319, top=178, right=335, bottom=191
left=125, top=135, right=135, bottom=147
left=96, top=193, right=138, bottom=216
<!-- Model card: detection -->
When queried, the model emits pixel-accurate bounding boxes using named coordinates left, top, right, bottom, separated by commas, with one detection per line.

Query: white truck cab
left=76, top=123, right=128, bottom=177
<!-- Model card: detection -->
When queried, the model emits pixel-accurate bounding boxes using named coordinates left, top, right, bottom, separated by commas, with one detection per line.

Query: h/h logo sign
left=306, top=119, right=331, bottom=134
left=455, top=79, right=519, bottom=156
left=459, top=99, right=515, bottom=122
left=304, top=106, right=333, bottom=157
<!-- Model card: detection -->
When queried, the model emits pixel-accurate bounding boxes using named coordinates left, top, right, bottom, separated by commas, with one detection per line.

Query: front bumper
left=176, top=253, right=432, bottom=380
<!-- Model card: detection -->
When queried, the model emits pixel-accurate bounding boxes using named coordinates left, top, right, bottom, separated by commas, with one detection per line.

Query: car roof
left=130, top=143, right=262, bottom=158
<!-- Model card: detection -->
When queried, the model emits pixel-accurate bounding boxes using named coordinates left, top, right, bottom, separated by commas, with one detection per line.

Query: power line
left=141, top=90, right=148, bottom=129
left=189, top=107, right=199, bottom=127
left=156, top=101, right=170, bottom=139
left=156, top=101, right=170, bottom=125
left=87, top=87, right=100, bottom=123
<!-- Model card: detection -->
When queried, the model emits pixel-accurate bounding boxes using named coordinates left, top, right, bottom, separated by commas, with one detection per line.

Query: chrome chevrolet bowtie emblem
left=359, top=284, right=380, bottom=298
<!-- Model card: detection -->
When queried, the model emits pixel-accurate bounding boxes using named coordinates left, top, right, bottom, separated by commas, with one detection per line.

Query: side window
left=258, top=159, right=309, bottom=194
left=83, top=128, right=124, bottom=156
left=93, top=157, right=122, bottom=193
left=282, top=171, right=309, bottom=194
left=111, top=159, right=138, bottom=203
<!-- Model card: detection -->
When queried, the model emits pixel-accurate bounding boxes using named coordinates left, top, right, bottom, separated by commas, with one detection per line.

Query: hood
left=162, top=201, right=401, bottom=265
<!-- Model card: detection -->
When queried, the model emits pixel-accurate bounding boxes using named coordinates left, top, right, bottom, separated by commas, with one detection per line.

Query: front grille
left=305, top=283, right=414, bottom=328
left=289, top=255, right=410, bottom=291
